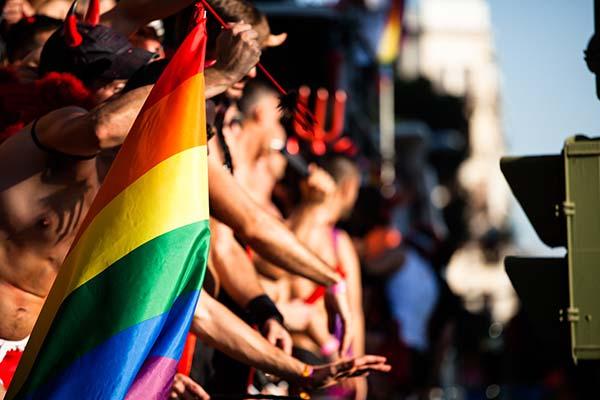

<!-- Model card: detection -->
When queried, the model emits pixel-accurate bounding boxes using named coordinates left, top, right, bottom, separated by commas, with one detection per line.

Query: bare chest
left=0, top=164, right=100, bottom=259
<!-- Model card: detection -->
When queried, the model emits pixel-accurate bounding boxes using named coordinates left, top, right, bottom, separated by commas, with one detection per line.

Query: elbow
left=94, top=125, right=111, bottom=149
left=191, top=294, right=213, bottom=340
left=238, top=210, right=266, bottom=246
left=89, top=112, right=112, bottom=149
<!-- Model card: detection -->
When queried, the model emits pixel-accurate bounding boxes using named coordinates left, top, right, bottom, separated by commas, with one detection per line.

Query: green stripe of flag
left=21, top=220, right=210, bottom=394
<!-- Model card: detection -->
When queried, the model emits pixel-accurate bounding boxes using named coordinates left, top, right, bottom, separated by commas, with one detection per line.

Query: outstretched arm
left=32, top=19, right=261, bottom=157
left=209, top=156, right=340, bottom=287
left=192, top=292, right=390, bottom=388
left=210, top=218, right=293, bottom=353
left=32, top=84, right=152, bottom=157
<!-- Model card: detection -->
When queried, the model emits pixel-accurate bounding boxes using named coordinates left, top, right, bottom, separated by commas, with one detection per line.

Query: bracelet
left=320, top=337, right=340, bottom=357
left=327, top=280, right=347, bottom=295
left=246, top=294, right=284, bottom=327
left=301, top=364, right=314, bottom=378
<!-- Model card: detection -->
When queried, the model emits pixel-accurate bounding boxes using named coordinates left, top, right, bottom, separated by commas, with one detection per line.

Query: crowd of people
left=0, top=0, right=398, bottom=398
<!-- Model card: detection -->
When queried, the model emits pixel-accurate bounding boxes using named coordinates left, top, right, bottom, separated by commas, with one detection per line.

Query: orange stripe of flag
left=76, top=73, right=206, bottom=244
left=72, top=22, right=208, bottom=245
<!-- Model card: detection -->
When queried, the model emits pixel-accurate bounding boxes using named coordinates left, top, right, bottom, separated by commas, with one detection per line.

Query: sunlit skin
left=288, top=164, right=366, bottom=399
left=0, top=5, right=261, bottom=355
left=0, top=3, right=389, bottom=398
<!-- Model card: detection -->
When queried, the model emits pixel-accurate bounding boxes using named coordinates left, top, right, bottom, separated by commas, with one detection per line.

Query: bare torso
left=290, top=224, right=338, bottom=354
left=0, top=127, right=103, bottom=340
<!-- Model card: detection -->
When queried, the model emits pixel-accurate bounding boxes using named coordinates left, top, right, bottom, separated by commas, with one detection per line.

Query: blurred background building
left=398, top=0, right=517, bottom=324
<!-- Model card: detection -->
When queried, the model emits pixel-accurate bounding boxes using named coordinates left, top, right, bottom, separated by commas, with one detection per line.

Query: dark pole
left=586, top=0, right=600, bottom=99
left=595, top=0, right=599, bottom=33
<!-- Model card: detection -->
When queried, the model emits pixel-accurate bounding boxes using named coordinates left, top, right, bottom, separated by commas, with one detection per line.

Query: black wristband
left=246, top=294, right=284, bottom=327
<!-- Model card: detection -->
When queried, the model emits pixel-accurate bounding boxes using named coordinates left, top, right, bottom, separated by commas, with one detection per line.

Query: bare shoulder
left=336, top=230, right=357, bottom=256
left=336, top=229, right=361, bottom=275
left=36, top=106, right=89, bottom=132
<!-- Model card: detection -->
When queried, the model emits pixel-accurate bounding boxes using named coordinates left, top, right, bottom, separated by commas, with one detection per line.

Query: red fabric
left=142, top=13, right=207, bottom=111
left=176, top=334, right=197, bottom=376
left=245, top=246, right=253, bottom=259
left=304, top=264, right=346, bottom=305
left=0, top=349, right=24, bottom=389
left=303, top=229, right=347, bottom=304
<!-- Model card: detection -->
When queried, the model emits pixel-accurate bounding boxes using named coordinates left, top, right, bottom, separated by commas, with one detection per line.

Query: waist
left=0, top=280, right=46, bottom=340
left=0, top=336, right=29, bottom=363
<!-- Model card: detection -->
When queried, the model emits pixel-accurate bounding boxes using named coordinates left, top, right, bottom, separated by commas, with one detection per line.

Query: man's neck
left=292, top=202, right=336, bottom=227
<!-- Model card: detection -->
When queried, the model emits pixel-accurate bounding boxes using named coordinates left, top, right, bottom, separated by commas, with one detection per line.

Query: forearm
left=204, top=67, right=236, bottom=99
left=101, top=0, right=196, bottom=36
left=92, top=85, right=153, bottom=149
left=349, top=280, right=365, bottom=356
left=353, top=311, right=365, bottom=356
left=209, top=157, right=340, bottom=287
left=34, top=83, right=150, bottom=156
left=86, top=70, right=231, bottom=150
left=244, top=214, right=340, bottom=286
left=193, top=292, right=305, bottom=380
left=211, top=222, right=265, bottom=307
left=254, top=256, right=288, bottom=281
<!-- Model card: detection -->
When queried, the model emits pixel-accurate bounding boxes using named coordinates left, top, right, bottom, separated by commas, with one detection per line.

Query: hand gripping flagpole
left=198, top=0, right=316, bottom=134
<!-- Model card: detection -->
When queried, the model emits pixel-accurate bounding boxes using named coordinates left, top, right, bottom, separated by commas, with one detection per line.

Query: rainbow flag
left=377, top=0, right=404, bottom=65
left=7, top=17, right=210, bottom=400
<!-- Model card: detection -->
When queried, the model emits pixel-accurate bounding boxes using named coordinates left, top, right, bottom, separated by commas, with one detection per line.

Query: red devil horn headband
left=84, top=0, right=100, bottom=26
left=65, top=0, right=83, bottom=47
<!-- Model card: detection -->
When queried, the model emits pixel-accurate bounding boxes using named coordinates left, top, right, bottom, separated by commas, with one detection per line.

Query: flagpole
left=379, top=64, right=395, bottom=197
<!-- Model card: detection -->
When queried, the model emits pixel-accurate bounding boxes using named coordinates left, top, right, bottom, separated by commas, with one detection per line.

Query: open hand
left=305, top=355, right=391, bottom=389
left=262, top=318, right=293, bottom=355
left=170, top=373, right=210, bottom=400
